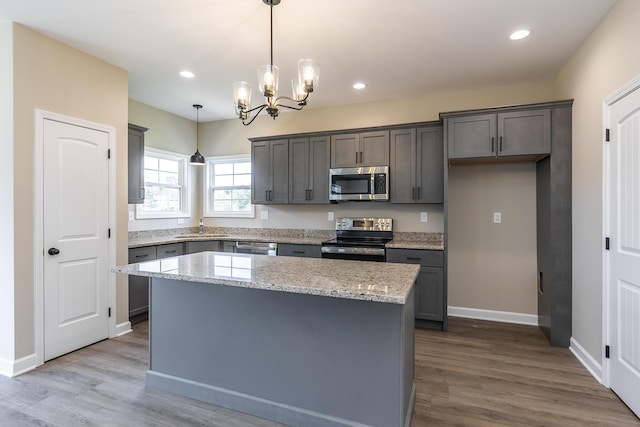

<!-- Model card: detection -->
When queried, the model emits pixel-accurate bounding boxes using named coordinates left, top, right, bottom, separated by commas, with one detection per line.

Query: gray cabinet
left=252, top=139, right=289, bottom=204
left=156, top=242, right=184, bottom=259
left=289, top=136, right=330, bottom=204
left=390, top=126, right=444, bottom=203
left=330, top=131, right=389, bottom=168
left=387, top=248, right=444, bottom=329
left=128, top=246, right=156, bottom=322
left=278, top=243, right=321, bottom=258
left=128, top=124, right=148, bottom=204
left=186, top=240, right=221, bottom=254
left=221, top=240, right=236, bottom=252
left=447, top=109, right=550, bottom=159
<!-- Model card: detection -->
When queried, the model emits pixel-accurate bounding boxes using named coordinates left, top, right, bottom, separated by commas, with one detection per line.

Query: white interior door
left=43, top=118, right=110, bottom=361
left=608, top=85, right=640, bottom=417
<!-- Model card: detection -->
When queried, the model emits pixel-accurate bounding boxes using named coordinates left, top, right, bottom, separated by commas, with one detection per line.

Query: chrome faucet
left=198, top=218, right=204, bottom=234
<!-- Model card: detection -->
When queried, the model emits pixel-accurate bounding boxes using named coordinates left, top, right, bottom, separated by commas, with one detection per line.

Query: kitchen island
left=113, top=252, right=419, bottom=427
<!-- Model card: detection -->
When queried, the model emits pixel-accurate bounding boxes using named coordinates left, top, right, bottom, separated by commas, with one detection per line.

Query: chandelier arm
left=275, top=91, right=310, bottom=106
left=241, top=105, right=268, bottom=126
left=277, top=103, right=305, bottom=112
left=245, top=103, right=269, bottom=115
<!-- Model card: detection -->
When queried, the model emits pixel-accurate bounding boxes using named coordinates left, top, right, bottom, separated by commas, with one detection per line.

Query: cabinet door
left=447, top=114, right=496, bottom=159
left=330, top=133, right=360, bottom=168
left=277, top=243, right=321, bottom=258
left=251, top=141, right=271, bottom=204
left=128, top=246, right=156, bottom=320
left=270, top=139, right=289, bottom=204
left=416, top=126, right=444, bottom=203
left=308, top=135, right=330, bottom=204
left=415, top=266, right=444, bottom=321
left=128, top=124, right=147, bottom=204
left=156, top=242, right=184, bottom=259
left=289, top=137, right=310, bottom=204
left=498, top=109, right=551, bottom=156
left=185, top=240, right=221, bottom=254
left=390, top=129, right=417, bottom=203
left=360, top=131, right=390, bottom=166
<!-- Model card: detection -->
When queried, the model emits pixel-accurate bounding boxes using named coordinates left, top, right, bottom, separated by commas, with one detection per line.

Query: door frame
left=34, top=109, right=117, bottom=366
left=602, top=73, right=640, bottom=388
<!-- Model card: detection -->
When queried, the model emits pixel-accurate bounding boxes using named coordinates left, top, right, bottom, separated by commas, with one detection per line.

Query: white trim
left=601, top=74, right=640, bottom=388
left=34, top=109, right=117, bottom=367
left=447, top=306, right=538, bottom=326
left=570, top=337, right=604, bottom=385
left=0, top=353, right=36, bottom=378
left=115, top=321, right=132, bottom=337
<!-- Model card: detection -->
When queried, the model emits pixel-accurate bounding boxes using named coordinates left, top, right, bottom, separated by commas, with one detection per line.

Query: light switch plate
left=420, top=212, right=428, bottom=222
left=328, top=212, right=334, bottom=221
left=261, top=210, right=269, bottom=220
left=493, top=212, right=502, bottom=224
left=128, top=211, right=134, bottom=221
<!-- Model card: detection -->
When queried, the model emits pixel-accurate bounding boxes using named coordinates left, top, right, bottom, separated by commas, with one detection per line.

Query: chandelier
left=232, top=0, right=320, bottom=126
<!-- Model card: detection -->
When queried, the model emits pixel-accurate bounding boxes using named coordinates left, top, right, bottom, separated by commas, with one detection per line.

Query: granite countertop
left=112, top=251, right=420, bottom=304
left=128, top=228, right=445, bottom=251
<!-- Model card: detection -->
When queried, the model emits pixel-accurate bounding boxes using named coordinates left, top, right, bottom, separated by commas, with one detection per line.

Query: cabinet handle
left=360, top=151, right=363, bottom=163
left=499, top=136, right=503, bottom=152
left=411, top=187, right=416, bottom=200
left=356, top=152, right=358, bottom=164
left=417, top=187, right=421, bottom=200
left=309, top=189, right=313, bottom=200
left=491, top=137, right=495, bottom=153
left=269, top=190, right=273, bottom=201
left=135, top=254, right=149, bottom=258
left=165, top=250, right=177, bottom=254
left=406, top=257, right=422, bottom=261
left=292, top=251, right=305, bottom=254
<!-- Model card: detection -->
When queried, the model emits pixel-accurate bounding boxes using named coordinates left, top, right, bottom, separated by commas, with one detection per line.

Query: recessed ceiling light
left=353, top=82, right=366, bottom=90
left=509, top=29, right=530, bottom=41
left=180, top=70, right=195, bottom=78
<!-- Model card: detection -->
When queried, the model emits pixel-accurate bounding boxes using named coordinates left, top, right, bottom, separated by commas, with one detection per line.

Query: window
left=204, top=155, right=254, bottom=218
left=136, top=148, right=190, bottom=219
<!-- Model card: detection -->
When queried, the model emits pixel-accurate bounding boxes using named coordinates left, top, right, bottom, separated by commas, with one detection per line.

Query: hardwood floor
left=0, top=317, right=637, bottom=426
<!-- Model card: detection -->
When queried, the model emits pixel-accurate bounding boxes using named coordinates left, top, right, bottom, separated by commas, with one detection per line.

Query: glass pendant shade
left=291, top=79, right=306, bottom=101
left=257, top=64, right=279, bottom=97
left=297, top=59, right=319, bottom=93
left=233, top=81, right=253, bottom=114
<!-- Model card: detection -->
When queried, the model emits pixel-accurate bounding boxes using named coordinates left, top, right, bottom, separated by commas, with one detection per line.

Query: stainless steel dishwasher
left=234, top=241, right=278, bottom=256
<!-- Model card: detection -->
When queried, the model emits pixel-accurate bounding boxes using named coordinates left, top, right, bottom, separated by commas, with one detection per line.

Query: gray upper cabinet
left=128, top=124, right=148, bottom=204
left=330, top=131, right=390, bottom=168
left=390, top=126, right=443, bottom=204
left=252, top=139, right=289, bottom=204
left=447, top=109, right=550, bottom=159
left=289, top=136, right=330, bottom=204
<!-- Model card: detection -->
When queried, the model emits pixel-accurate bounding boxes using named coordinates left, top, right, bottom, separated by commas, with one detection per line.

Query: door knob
left=48, top=248, right=60, bottom=256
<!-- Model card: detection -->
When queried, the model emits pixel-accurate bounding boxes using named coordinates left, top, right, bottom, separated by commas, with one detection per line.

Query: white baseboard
left=570, top=337, right=603, bottom=385
left=448, top=306, right=538, bottom=326
left=0, top=353, right=36, bottom=378
left=115, top=321, right=132, bottom=337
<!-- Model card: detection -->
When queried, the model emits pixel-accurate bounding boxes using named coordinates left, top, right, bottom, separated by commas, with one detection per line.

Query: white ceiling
left=0, top=0, right=616, bottom=122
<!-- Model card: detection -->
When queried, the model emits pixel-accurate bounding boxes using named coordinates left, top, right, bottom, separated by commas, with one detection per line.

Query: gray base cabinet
left=390, top=125, right=444, bottom=203
left=387, top=248, right=445, bottom=330
left=129, top=243, right=184, bottom=323
left=186, top=240, right=221, bottom=254
left=277, top=243, right=321, bottom=258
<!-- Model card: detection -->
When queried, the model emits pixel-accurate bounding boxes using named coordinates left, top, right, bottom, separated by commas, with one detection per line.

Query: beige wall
left=7, top=23, right=129, bottom=359
left=555, top=0, right=640, bottom=362
left=0, top=23, right=16, bottom=362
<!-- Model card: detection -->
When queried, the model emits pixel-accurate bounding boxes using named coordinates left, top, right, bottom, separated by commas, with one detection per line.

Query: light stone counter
left=113, top=251, right=420, bottom=304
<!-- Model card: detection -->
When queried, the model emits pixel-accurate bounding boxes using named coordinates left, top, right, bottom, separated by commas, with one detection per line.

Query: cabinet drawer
left=157, top=242, right=184, bottom=259
left=278, top=243, right=321, bottom=258
left=386, top=248, right=443, bottom=267
left=129, top=246, right=156, bottom=263
left=186, top=240, right=221, bottom=254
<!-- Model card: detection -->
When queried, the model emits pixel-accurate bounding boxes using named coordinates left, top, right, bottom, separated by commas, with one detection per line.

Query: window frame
left=135, top=147, right=191, bottom=219
left=204, top=154, right=254, bottom=218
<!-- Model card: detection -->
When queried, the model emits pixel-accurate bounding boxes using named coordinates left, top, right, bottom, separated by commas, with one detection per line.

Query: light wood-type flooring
left=0, top=318, right=637, bottom=426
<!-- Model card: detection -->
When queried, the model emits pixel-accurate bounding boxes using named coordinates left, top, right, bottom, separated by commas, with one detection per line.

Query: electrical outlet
left=261, top=210, right=269, bottom=220
left=328, top=212, right=334, bottom=221
left=420, top=212, right=428, bottom=222
left=128, top=211, right=134, bottom=221
left=177, top=218, right=184, bottom=224
left=493, top=212, right=502, bottom=224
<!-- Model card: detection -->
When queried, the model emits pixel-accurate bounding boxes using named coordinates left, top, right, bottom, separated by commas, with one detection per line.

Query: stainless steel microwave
left=329, top=166, right=389, bottom=201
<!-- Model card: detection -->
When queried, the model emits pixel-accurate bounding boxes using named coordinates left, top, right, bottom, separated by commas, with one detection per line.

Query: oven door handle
left=321, top=246, right=386, bottom=256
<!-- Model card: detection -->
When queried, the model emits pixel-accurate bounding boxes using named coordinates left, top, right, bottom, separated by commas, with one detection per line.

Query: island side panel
left=147, top=277, right=414, bottom=427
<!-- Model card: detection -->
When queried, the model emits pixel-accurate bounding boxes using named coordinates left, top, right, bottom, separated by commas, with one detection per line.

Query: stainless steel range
left=321, top=217, right=392, bottom=262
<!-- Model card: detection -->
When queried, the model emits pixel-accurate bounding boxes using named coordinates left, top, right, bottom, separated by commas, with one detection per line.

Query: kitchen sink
left=175, top=233, right=228, bottom=238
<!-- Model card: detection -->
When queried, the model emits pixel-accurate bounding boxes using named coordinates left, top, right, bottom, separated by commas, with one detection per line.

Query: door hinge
left=107, top=148, right=111, bottom=159
left=108, top=307, right=112, bottom=318
left=605, top=345, right=610, bottom=358
left=605, top=128, right=610, bottom=142
left=605, top=237, right=610, bottom=250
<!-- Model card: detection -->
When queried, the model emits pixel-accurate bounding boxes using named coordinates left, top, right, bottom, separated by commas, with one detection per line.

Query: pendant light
left=190, top=104, right=205, bottom=165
